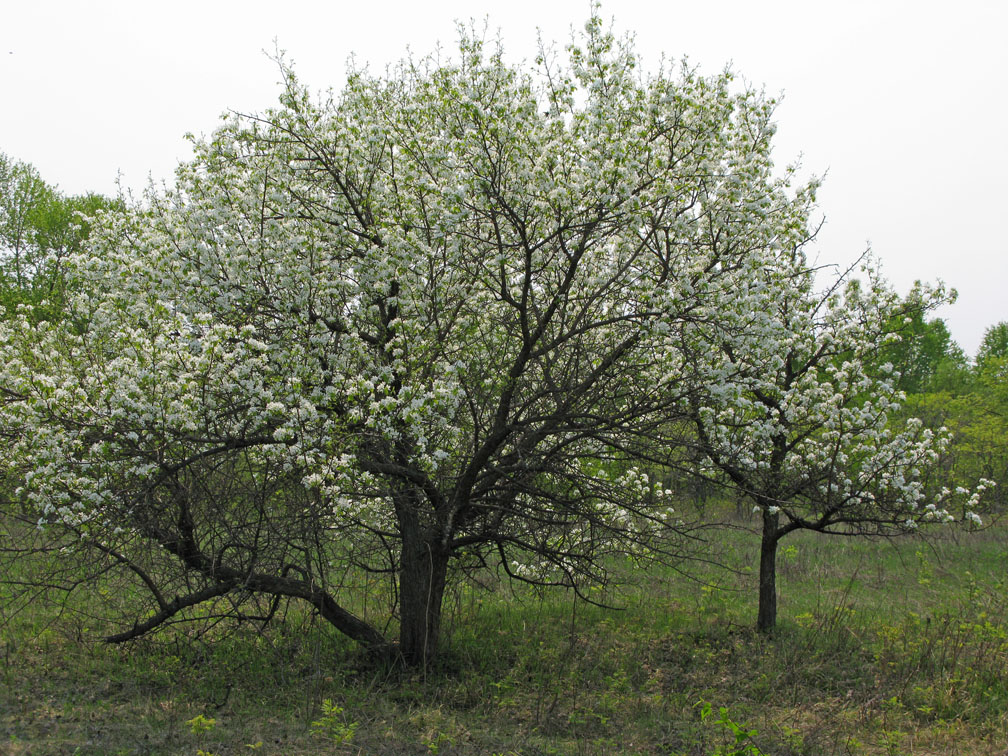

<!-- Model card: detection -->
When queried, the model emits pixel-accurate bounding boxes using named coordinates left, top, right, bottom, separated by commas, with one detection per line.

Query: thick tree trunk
left=757, top=508, right=780, bottom=633
left=398, top=528, right=449, bottom=667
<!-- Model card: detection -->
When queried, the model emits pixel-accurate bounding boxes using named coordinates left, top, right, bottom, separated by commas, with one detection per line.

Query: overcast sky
left=2, top=1, right=1005, bottom=355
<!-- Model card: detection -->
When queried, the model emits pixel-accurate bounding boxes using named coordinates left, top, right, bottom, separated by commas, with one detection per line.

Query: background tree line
left=884, top=304, right=1008, bottom=512
left=0, top=152, right=121, bottom=319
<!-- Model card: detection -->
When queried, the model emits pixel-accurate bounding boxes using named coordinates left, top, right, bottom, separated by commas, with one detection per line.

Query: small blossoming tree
left=680, top=249, right=990, bottom=631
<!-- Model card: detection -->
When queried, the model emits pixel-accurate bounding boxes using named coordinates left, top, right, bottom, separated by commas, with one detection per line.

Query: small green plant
left=186, top=714, right=217, bottom=737
left=310, top=699, right=358, bottom=744
left=699, top=581, right=728, bottom=620
left=424, top=729, right=454, bottom=754
left=691, top=700, right=767, bottom=756
left=186, top=713, right=218, bottom=756
left=880, top=727, right=906, bottom=756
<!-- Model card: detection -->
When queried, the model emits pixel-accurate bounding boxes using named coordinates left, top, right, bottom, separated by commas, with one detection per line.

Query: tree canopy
left=976, top=322, right=1008, bottom=373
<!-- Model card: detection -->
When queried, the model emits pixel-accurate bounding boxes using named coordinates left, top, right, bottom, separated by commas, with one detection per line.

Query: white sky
left=2, top=0, right=1005, bottom=355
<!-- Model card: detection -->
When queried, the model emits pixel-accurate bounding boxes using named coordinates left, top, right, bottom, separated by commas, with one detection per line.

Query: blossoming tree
left=679, top=250, right=989, bottom=631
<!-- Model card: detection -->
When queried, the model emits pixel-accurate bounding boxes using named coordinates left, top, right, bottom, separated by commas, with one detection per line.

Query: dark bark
left=397, top=525, right=449, bottom=667
left=104, top=580, right=238, bottom=643
left=108, top=509, right=394, bottom=655
left=104, top=564, right=392, bottom=653
left=757, top=508, right=780, bottom=633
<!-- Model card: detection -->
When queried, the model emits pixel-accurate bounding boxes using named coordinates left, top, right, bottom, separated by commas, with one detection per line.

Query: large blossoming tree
left=0, top=16, right=873, bottom=663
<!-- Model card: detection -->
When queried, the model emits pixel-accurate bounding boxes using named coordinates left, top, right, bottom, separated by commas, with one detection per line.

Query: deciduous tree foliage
left=976, top=323, right=1008, bottom=373
left=875, top=286, right=968, bottom=395
left=904, top=320, right=1008, bottom=514
left=0, top=152, right=121, bottom=319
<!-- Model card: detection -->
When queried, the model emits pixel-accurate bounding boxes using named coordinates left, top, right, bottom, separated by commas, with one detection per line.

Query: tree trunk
left=398, top=528, right=449, bottom=667
left=757, top=508, right=780, bottom=633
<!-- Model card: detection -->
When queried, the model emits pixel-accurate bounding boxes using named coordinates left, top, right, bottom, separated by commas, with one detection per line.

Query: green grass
left=3, top=509, right=1007, bottom=755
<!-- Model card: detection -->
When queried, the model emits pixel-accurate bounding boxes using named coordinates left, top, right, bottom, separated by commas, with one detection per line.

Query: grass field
left=2, top=507, right=1007, bottom=755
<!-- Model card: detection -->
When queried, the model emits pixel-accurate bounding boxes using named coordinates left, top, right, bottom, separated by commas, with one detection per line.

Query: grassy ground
left=2, top=510, right=1007, bottom=755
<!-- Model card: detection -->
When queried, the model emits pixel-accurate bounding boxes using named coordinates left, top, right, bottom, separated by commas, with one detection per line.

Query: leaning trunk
left=398, top=528, right=449, bottom=667
left=757, top=508, right=780, bottom=633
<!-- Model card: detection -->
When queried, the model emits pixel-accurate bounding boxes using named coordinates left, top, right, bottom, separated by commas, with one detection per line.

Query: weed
left=310, top=698, right=358, bottom=744
left=187, top=713, right=217, bottom=756
left=690, top=700, right=767, bottom=756
left=186, top=714, right=216, bottom=736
